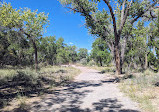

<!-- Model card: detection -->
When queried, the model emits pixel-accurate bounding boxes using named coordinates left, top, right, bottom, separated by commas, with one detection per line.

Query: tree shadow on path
left=21, top=77, right=141, bottom=112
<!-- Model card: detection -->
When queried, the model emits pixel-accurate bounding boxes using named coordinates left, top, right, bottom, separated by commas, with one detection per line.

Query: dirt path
left=30, top=66, right=141, bottom=112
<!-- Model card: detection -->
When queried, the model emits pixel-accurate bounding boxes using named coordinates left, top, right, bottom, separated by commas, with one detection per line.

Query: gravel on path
left=30, top=66, right=141, bottom=112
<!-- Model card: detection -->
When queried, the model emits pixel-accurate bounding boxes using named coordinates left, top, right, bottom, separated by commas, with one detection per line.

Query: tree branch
left=130, top=1, right=157, bottom=24
left=118, top=0, right=132, bottom=36
left=120, top=0, right=126, bottom=26
left=103, top=0, right=118, bottom=41
left=118, top=0, right=132, bottom=35
left=67, top=2, right=109, bottom=39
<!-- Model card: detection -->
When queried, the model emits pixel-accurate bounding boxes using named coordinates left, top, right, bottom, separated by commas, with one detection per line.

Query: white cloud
left=69, top=42, right=73, bottom=45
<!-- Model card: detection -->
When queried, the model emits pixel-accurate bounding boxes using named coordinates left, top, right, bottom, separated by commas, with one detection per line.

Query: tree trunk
left=144, top=53, right=147, bottom=69
left=35, top=46, right=38, bottom=72
left=99, top=57, right=102, bottom=66
left=20, top=29, right=38, bottom=71
left=32, top=40, right=38, bottom=72
left=114, top=36, right=121, bottom=75
left=120, top=37, right=128, bottom=73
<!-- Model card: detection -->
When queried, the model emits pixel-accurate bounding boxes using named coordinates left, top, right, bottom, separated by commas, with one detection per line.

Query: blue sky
left=4, top=0, right=102, bottom=52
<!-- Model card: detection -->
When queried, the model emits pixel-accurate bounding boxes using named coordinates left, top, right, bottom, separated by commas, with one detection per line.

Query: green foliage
left=60, top=0, right=158, bottom=74
left=78, top=48, right=88, bottom=60
left=78, top=58, right=88, bottom=65
left=124, top=20, right=148, bottom=70
left=66, top=45, right=78, bottom=63
left=0, top=2, right=49, bottom=68
left=91, top=37, right=111, bottom=66
left=146, top=10, right=159, bottom=70
left=0, top=2, right=22, bottom=27
left=59, top=0, right=110, bottom=39
left=0, top=2, right=82, bottom=67
left=39, top=36, right=57, bottom=65
left=56, top=37, right=69, bottom=64
left=87, top=60, right=96, bottom=66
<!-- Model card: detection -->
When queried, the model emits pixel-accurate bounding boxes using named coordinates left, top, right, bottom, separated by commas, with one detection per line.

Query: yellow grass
left=119, top=70, right=159, bottom=112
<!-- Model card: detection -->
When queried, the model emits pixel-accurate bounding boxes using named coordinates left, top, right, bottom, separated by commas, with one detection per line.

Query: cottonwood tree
left=20, top=9, right=49, bottom=71
left=39, top=36, right=57, bottom=65
left=147, top=10, right=159, bottom=71
left=56, top=37, right=68, bottom=64
left=91, top=37, right=111, bottom=66
left=0, top=2, right=49, bottom=71
left=0, top=3, right=29, bottom=66
left=66, top=45, right=78, bottom=63
left=60, top=0, right=158, bottom=75
left=78, top=48, right=88, bottom=60
left=124, top=21, right=148, bottom=71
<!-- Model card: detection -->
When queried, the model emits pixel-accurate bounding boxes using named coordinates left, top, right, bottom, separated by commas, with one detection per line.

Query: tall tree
left=0, top=2, right=49, bottom=71
left=20, top=9, right=49, bottom=71
left=60, top=0, right=158, bottom=75
left=56, top=37, right=67, bottom=64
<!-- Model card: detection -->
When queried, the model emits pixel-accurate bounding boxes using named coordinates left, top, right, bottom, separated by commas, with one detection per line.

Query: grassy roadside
left=88, top=66, right=159, bottom=112
left=119, top=70, right=159, bottom=112
left=0, top=66, right=80, bottom=111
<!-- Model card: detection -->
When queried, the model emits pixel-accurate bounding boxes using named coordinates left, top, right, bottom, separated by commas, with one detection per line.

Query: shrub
left=87, top=60, right=96, bottom=66
left=78, top=58, right=88, bottom=65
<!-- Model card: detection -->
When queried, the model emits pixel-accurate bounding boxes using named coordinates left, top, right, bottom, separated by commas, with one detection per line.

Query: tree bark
left=103, top=0, right=121, bottom=75
left=32, top=40, right=38, bottom=72
left=99, top=57, right=102, bottom=66
left=120, top=37, right=128, bottom=73
left=114, top=36, right=121, bottom=75
left=19, top=29, right=38, bottom=71
left=144, top=53, right=148, bottom=69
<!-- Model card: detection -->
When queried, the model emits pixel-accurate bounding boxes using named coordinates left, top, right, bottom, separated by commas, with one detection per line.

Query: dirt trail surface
left=30, top=66, right=141, bottom=112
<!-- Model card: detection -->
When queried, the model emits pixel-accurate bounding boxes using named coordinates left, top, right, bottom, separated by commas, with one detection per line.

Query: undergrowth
left=119, top=69, right=159, bottom=112
left=0, top=66, right=80, bottom=110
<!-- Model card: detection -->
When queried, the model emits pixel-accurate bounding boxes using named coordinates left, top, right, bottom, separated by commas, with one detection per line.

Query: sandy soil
left=30, top=66, right=141, bottom=112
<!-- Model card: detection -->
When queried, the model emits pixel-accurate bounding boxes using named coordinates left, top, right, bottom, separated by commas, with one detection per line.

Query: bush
left=143, top=69, right=154, bottom=76
left=87, top=60, right=96, bottom=66
left=78, top=58, right=88, bottom=65
left=127, top=72, right=159, bottom=88
left=0, top=66, right=80, bottom=110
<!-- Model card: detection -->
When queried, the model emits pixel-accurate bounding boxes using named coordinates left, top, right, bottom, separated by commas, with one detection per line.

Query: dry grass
left=89, top=66, right=115, bottom=74
left=119, top=69, right=159, bottom=112
left=0, top=66, right=80, bottom=111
